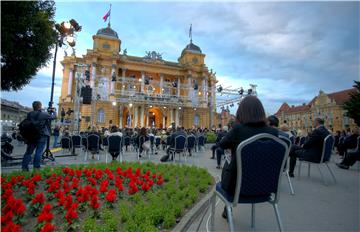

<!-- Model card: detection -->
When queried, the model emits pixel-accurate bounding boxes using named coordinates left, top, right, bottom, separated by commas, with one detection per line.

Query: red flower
left=40, top=223, right=55, bottom=232
left=105, top=189, right=117, bottom=203
left=2, top=189, right=14, bottom=201
left=87, top=177, right=97, bottom=186
left=37, top=211, right=54, bottom=223
left=156, top=176, right=164, bottom=186
left=32, top=192, right=46, bottom=204
left=32, top=174, right=42, bottom=182
left=141, top=184, right=148, bottom=192
left=2, top=221, right=21, bottom=232
left=75, top=170, right=82, bottom=178
left=100, top=180, right=109, bottom=193
left=13, top=198, right=26, bottom=215
left=135, top=168, right=141, bottom=177
left=152, top=173, right=157, bottom=179
left=1, top=211, right=13, bottom=225
left=90, top=195, right=100, bottom=209
left=65, top=209, right=78, bottom=225
left=116, top=167, right=123, bottom=176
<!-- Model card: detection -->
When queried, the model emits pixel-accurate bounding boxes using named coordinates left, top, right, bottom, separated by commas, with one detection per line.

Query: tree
left=1, top=1, right=56, bottom=91
left=343, top=81, right=360, bottom=126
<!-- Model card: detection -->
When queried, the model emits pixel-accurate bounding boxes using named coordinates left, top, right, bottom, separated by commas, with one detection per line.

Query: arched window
left=194, top=114, right=200, bottom=126
left=97, top=109, right=105, bottom=123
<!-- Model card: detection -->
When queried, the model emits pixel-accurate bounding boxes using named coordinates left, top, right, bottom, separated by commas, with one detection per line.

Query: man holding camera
left=21, top=101, right=56, bottom=171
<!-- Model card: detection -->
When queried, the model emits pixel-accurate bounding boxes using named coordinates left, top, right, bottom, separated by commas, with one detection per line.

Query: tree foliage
left=344, top=81, right=360, bottom=126
left=1, top=1, right=56, bottom=91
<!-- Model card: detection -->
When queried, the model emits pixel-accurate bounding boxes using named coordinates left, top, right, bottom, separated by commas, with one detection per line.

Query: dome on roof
left=181, top=41, right=202, bottom=56
left=96, top=25, right=119, bottom=39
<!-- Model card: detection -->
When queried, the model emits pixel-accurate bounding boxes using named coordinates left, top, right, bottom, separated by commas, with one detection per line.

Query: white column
left=121, top=68, right=126, bottom=94
left=175, top=109, right=179, bottom=126
left=202, top=78, right=206, bottom=100
left=140, top=105, right=144, bottom=127
left=162, top=116, right=166, bottom=128
left=211, top=81, right=216, bottom=108
left=188, top=76, right=192, bottom=97
left=67, top=68, right=73, bottom=96
left=141, top=72, right=145, bottom=92
left=134, top=106, right=138, bottom=127
left=146, top=112, right=149, bottom=127
left=170, top=109, right=174, bottom=125
left=119, top=106, right=123, bottom=128
left=160, top=74, right=164, bottom=94
left=91, top=63, right=96, bottom=88
left=205, top=78, right=208, bottom=102
left=177, top=77, right=180, bottom=97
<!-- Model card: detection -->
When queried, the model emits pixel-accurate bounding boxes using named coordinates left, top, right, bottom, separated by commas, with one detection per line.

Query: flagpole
left=109, top=4, right=112, bottom=27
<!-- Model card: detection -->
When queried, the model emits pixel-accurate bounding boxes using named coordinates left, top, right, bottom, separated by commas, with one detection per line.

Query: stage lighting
left=238, top=88, right=244, bottom=95
left=248, top=89, right=253, bottom=95
left=217, top=85, right=223, bottom=93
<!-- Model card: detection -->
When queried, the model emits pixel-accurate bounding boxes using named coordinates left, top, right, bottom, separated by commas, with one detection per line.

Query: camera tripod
left=42, top=133, right=55, bottom=162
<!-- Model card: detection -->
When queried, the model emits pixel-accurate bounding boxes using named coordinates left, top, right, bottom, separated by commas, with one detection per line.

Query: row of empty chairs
left=59, top=134, right=208, bottom=163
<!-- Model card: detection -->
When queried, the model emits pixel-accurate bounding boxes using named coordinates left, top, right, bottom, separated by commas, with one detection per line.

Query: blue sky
left=2, top=1, right=359, bottom=114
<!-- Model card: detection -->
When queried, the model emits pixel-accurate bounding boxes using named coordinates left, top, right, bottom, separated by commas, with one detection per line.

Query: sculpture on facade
left=143, top=51, right=163, bottom=61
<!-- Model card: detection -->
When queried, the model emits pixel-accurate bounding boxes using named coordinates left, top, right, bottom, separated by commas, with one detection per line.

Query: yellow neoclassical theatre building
left=59, top=24, right=218, bottom=131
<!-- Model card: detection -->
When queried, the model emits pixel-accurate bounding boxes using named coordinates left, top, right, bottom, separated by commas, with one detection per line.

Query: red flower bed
left=1, top=166, right=164, bottom=231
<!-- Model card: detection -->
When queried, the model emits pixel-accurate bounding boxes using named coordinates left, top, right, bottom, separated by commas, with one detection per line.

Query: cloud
left=2, top=1, right=358, bottom=117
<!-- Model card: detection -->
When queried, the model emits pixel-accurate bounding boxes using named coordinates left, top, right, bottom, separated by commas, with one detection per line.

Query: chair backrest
left=174, top=135, right=187, bottom=151
left=155, top=137, right=161, bottom=145
left=289, top=135, right=295, bottom=145
left=61, top=136, right=71, bottom=149
left=108, top=135, right=122, bottom=153
left=71, top=135, right=81, bottom=147
left=102, top=136, right=109, bottom=146
left=299, top=136, right=306, bottom=146
left=166, top=136, right=171, bottom=145
left=320, top=134, right=335, bottom=163
left=187, top=135, right=196, bottom=149
left=233, top=133, right=289, bottom=206
left=81, top=136, right=88, bottom=148
left=87, top=134, right=100, bottom=151
left=278, top=135, right=291, bottom=148
left=123, top=136, right=130, bottom=145
left=149, top=135, right=155, bottom=144
left=139, top=136, right=148, bottom=146
left=198, top=136, right=205, bottom=146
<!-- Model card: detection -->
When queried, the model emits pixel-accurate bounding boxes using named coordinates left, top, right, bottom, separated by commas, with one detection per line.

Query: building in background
left=1, top=98, right=32, bottom=131
left=275, top=88, right=357, bottom=133
left=59, top=24, right=218, bottom=131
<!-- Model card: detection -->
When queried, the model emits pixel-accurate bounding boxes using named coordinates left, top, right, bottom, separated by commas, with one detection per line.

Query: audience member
left=52, top=125, right=60, bottom=148
left=211, top=126, right=228, bottom=159
left=214, top=126, right=229, bottom=169
left=288, top=118, right=330, bottom=177
left=219, top=96, right=278, bottom=219
left=337, top=127, right=359, bottom=157
left=220, top=96, right=279, bottom=218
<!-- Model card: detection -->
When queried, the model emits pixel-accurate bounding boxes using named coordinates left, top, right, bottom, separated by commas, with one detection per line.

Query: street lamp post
left=42, top=20, right=81, bottom=161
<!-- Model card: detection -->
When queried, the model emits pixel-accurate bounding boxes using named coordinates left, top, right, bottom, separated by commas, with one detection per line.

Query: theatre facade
left=59, top=24, right=218, bottom=131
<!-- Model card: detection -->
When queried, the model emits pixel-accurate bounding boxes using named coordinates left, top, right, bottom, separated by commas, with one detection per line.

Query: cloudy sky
left=2, top=1, right=359, bottom=114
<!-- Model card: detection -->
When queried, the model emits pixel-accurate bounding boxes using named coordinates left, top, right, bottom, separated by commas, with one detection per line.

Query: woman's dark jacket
left=219, top=122, right=278, bottom=195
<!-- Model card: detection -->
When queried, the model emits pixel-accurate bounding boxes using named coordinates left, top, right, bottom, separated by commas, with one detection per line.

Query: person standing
left=21, top=101, right=56, bottom=171
left=52, top=125, right=60, bottom=148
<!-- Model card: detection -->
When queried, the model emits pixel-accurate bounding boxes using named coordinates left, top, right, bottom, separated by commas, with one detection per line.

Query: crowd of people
left=2, top=97, right=359, bottom=208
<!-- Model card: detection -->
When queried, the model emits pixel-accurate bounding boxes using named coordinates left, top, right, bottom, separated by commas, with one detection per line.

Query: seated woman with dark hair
left=108, top=126, right=122, bottom=160
left=219, top=96, right=278, bottom=218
